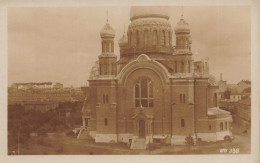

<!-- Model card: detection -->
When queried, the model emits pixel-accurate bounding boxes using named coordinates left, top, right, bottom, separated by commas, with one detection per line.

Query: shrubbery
left=185, top=135, right=194, bottom=150
left=8, top=102, right=83, bottom=151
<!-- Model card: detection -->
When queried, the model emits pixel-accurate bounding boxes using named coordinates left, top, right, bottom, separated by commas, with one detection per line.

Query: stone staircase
left=130, top=138, right=146, bottom=149
left=77, top=127, right=90, bottom=139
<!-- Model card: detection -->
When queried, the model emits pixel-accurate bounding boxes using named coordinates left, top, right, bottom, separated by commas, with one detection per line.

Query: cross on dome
left=100, top=10, right=115, bottom=37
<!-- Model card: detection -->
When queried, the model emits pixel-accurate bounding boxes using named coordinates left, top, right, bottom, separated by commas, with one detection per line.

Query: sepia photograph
left=1, top=1, right=259, bottom=162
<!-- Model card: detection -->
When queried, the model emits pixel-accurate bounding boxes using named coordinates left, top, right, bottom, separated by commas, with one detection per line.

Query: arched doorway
left=139, top=120, right=145, bottom=138
left=214, top=93, right=217, bottom=107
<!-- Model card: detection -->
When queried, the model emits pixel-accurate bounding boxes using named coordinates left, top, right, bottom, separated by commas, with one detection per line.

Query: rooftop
left=236, top=98, right=251, bottom=105
left=208, top=107, right=231, bottom=116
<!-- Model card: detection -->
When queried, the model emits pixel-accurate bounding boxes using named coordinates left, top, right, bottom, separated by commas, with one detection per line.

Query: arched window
left=181, top=61, right=184, bottom=73
left=131, top=32, right=135, bottom=47
left=104, top=64, right=107, bottom=75
left=186, top=39, right=188, bottom=48
left=103, top=94, right=108, bottom=104
left=181, top=119, right=185, bottom=127
left=214, top=93, right=218, bottom=107
left=108, top=42, right=111, bottom=52
left=134, top=78, right=153, bottom=107
left=175, top=61, right=178, bottom=73
left=129, top=32, right=132, bottom=47
left=104, top=43, right=107, bottom=53
left=128, top=32, right=130, bottom=47
left=104, top=118, right=108, bottom=126
left=153, top=30, right=157, bottom=46
left=136, top=31, right=140, bottom=47
left=144, top=30, right=148, bottom=47
left=220, top=122, right=223, bottom=131
left=163, top=30, right=166, bottom=46
left=225, top=121, right=227, bottom=130
left=180, top=94, right=186, bottom=104
left=176, top=37, right=180, bottom=48
left=188, top=61, right=191, bottom=73
left=111, top=63, right=114, bottom=74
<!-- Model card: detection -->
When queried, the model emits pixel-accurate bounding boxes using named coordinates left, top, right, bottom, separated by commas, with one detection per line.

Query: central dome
left=130, top=6, right=170, bottom=21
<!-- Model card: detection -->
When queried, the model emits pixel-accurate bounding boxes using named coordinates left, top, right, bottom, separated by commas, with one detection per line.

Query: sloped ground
left=15, top=129, right=250, bottom=155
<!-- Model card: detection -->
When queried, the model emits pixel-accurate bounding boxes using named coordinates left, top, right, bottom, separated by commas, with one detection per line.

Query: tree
left=242, top=87, right=251, bottom=93
left=185, top=135, right=194, bottom=151
left=223, top=89, right=231, bottom=99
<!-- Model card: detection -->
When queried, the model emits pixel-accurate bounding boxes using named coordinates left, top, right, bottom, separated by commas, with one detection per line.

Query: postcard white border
left=0, top=0, right=259, bottom=163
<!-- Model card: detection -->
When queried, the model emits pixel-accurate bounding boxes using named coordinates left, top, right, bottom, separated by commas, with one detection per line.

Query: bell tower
left=173, top=13, right=193, bottom=73
left=99, top=15, right=117, bottom=76
left=174, top=14, right=192, bottom=54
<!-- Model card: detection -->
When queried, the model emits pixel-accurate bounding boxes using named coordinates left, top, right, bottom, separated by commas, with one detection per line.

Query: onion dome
left=174, top=18, right=190, bottom=33
left=118, top=34, right=128, bottom=46
left=100, top=23, right=115, bottom=37
left=130, top=6, right=170, bottom=21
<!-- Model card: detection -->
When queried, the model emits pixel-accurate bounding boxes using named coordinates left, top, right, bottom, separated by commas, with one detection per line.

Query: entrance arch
left=139, top=120, right=145, bottom=138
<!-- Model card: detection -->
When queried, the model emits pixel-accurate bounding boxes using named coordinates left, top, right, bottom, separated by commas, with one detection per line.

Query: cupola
left=174, top=17, right=190, bottom=34
left=100, top=23, right=115, bottom=38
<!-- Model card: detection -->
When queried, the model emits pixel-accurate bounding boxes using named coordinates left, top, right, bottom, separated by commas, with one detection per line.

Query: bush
left=185, top=135, right=194, bottom=149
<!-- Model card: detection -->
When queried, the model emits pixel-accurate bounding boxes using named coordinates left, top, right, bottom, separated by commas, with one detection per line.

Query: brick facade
left=81, top=7, right=232, bottom=145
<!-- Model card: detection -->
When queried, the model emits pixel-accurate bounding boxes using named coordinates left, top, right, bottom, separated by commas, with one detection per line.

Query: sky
left=8, top=6, right=251, bottom=87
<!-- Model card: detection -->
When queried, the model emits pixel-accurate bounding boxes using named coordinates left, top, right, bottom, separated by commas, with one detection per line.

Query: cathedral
left=79, top=6, right=233, bottom=149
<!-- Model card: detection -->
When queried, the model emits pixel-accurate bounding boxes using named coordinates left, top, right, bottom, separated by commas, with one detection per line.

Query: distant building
left=237, top=80, right=251, bottom=93
left=217, top=74, right=251, bottom=100
left=218, top=73, right=227, bottom=98
left=23, top=101, right=59, bottom=113
left=11, top=82, right=51, bottom=90
left=54, top=83, right=63, bottom=89
left=8, top=87, right=71, bottom=105
left=230, top=93, right=242, bottom=102
left=10, top=82, right=64, bottom=90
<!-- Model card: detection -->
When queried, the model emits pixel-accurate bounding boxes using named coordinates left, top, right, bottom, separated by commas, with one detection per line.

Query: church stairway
left=77, top=128, right=90, bottom=139
left=130, top=138, right=146, bottom=150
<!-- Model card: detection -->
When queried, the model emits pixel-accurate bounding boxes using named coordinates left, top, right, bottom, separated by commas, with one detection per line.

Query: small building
left=54, top=83, right=63, bottom=89
left=230, top=93, right=242, bottom=102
